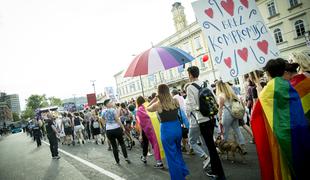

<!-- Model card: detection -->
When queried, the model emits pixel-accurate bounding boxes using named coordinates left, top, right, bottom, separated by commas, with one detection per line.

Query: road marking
left=42, top=141, right=125, bottom=180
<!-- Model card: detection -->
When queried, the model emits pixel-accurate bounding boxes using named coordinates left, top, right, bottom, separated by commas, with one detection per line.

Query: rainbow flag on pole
left=251, top=77, right=310, bottom=180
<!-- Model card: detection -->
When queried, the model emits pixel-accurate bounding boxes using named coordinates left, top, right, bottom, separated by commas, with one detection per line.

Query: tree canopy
left=21, top=94, right=63, bottom=120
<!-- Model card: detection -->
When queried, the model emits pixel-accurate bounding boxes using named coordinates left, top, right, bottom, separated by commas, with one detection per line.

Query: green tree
left=48, top=96, right=63, bottom=106
left=12, top=112, right=20, bottom=122
left=26, top=94, right=49, bottom=110
left=21, top=107, right=35, bottom=120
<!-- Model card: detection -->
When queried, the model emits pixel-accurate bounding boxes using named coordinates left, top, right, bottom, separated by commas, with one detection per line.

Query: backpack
left=229, top=98, right=245, bottom=120
left=191, top=83, right=218, bottom=117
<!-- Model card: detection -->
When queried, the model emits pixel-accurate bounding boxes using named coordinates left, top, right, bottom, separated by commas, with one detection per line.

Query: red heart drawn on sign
left=224, top=57, right=232, bottom=68
left=204, top=8, right=213, bottom=18
left=237, top=48, right=248, bottom=62
left=257, top=40, right=269, bottom=55
left=221, top=0, right=234, bottom=16
left=240, top=0, right=249, bottom=8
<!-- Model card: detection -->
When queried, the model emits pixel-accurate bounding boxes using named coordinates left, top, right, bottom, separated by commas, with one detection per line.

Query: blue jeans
left=189, top=126, right=208, bottom=157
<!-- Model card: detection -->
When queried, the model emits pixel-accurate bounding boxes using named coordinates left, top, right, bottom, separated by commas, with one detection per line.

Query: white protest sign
left=192, top=0, right=279, bottom=81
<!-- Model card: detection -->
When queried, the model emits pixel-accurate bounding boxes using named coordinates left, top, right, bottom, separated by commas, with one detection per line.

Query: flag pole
left=139, top=75, right=145, bottom=97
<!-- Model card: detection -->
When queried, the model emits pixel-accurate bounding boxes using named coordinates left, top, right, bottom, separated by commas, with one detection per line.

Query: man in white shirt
left=186, top=66, right=225, bottom=179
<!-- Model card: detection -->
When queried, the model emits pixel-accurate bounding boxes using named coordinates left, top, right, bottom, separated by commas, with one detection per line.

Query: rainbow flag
left=290, top=74, right=310, bottom=123
left=140, top=102, right=165, bottom=159
left=251, top=77, right=310, bottom=180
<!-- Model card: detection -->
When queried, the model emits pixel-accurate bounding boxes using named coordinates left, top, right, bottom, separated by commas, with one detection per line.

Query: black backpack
left=191, top=83, right=219, bottom=117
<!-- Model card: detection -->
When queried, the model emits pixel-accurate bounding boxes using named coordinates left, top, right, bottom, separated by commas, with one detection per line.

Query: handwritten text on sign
left=192, top=0, right=279, bottom=81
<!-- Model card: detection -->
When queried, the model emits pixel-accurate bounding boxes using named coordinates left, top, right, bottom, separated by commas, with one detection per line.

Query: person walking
left=216, top=81, right=246, bottom=153
left=91, top=110, right=104, bottom=145
left=171, top=89, right=189, bottom=153
left=62, top=112, right=73, bottom=145
left=33, top=118, right=42, bottom=147
left=84, top=109, right=92, bottom=141
left=118, top=103, right=134, bottom=148
left=186, top=66, right=225, bottom=180
left=288, top=52, right=310, bottom=123
left=102, top=99, right=130, bottom=165
left=73, top=112, right=85, bottom=144
left=46, top=113, right=60, bottom=159
left=147, top=84, right=189, bottom=180
left=252, top=58, right=310, bottom=179
left=136, top=96, right=164, bottom=168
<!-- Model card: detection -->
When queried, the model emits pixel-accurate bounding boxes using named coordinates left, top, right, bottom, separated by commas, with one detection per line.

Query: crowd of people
left=24, top=51, right=309, bottom=180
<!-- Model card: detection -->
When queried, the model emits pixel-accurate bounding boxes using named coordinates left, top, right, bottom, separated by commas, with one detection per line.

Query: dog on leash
left=215, top=136, right=245, bottom=163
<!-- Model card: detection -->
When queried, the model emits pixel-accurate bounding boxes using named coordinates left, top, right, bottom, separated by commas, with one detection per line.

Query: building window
left=273, top=28, right=283, bottom=44
left=136, top=81, right=141, bottom=90
left=289, top=0, right=299, bottom=7
left=129, top=83, right=136, bottom=93
left=125, top=86, right=128, bottom=94
left=194, top=37, right=202, bottom=50
left=169, top=69, right=174, bottom=79
left=267, top=1, right=277, bottom=17
left=183, top=42, right=191, bottom=55
left=295, top=20, right=305, bottom=37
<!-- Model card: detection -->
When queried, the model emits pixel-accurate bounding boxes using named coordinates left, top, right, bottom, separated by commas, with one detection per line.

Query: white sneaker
left=53, top=156, right=61, bottom=160
left=203, top=156, right=210, bottom=169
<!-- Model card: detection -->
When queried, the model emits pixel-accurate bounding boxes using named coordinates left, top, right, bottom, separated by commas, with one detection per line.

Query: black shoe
left=205, top=166, right=217, bottom=178
left=82, top=140, right=85, bottom=144
left=140, top=156, right=147, bottom=164
left=125, top=158, right=131, bottom=164
left=132, top=140, right=135, bottom=146
left=108, top=147, right=112, bottom=151
left=101, top=140, right=104, bottom=145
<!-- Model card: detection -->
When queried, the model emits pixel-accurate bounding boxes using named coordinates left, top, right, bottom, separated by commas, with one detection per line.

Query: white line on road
left=42, top=141, right=125, bottom=180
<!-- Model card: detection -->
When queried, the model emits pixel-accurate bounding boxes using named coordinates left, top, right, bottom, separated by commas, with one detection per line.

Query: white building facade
left=115, top=1, right=310, bottom=102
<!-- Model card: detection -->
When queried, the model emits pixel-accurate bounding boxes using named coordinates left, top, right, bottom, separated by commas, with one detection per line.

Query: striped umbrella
left=124, top=47, right=194, bottom=77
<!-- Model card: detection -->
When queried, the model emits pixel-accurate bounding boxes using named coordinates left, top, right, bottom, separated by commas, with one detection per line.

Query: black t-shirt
left=46, top=119, right=56, bottom=138
left=252, top=87, right=258, bottom=99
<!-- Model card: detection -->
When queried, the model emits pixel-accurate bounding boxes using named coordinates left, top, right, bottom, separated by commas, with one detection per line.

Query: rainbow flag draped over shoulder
left=290, top=74, right=310, bottom=122
left=138, top=102, right=165, bottom=159
left=251, top=77, right=310, bottom=180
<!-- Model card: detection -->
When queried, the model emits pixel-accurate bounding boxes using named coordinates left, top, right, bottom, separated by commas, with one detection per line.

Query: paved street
left=0, top=132, right=260, bottom=180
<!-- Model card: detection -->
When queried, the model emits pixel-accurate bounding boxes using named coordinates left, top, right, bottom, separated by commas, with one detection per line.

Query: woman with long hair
left=136, top=96, right=164, bottom=168
left=147, top=84, right=189, bottom=180
left=216, top=81, right=246, bottom=152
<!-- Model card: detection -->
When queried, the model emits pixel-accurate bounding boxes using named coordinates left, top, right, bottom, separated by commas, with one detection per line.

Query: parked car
left=10, top=123, right=22, bottom=134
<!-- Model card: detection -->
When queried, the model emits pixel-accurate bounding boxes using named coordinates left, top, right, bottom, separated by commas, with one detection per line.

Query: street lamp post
left=72, top=94, right=77, bottom=110
left=90, top=80, right=96, bottom=94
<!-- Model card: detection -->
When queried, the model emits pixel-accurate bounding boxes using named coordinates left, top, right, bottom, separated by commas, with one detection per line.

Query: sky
left=0, top=0, right=196, bottom=110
